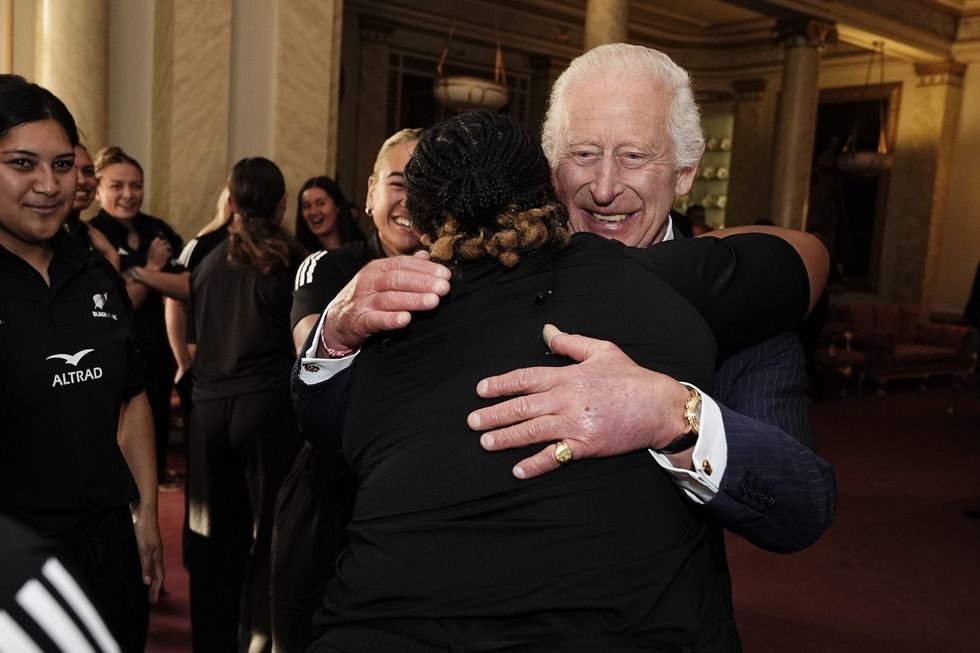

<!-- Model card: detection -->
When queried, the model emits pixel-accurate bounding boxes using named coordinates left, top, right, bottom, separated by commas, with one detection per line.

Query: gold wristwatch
left=654, top=386, right=702, bottom=455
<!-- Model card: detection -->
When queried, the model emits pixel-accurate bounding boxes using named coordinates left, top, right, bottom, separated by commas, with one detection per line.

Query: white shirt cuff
left=297, top=304, right=358, bottom=385
left=649, top=383, right=728, bottom=504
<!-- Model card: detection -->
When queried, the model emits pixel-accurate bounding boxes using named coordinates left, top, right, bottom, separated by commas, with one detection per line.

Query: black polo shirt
left=89, top=210, right=184, bottom=356
left=188, top=241, right=299, bottom=401
left=176, top=225, right=230, bottom=273
left=290, top=232, right=387, bottom=330
left=0, top=233, right=143, bottom=537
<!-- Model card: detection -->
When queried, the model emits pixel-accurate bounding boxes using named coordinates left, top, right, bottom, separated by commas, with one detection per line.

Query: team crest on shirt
left=91, top=293, right=117, bottom=320
left=46, top=348, right=104, bottom=387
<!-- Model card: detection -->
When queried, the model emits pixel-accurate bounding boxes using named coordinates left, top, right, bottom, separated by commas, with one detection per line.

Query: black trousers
left=188, top=387, right=301, bottom=653
left=270, top=445, right=354, bottom=653
left=53, top=508, right=149, bottom=653
left=141, top=347, right=177, bottom=479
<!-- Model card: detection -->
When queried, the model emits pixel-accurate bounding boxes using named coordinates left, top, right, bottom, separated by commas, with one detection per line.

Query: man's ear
left=674, top=149, right=704, bottom=197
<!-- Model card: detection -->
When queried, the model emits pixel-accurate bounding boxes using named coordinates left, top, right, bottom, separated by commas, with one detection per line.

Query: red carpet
left=147, top=380, right=980, bottom=653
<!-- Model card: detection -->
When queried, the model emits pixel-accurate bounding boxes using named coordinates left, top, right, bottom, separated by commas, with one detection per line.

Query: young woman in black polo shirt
left=186, top=157, right=304, bottom=652
left=0, top=74, right=163, bottom=653
left=90, top=145, right=187, bottom=485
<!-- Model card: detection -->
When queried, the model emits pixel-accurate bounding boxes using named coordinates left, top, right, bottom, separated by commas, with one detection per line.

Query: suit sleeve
left=707, top=333, right=836, bottom=553
left=290, top=324, right=350, bottom=454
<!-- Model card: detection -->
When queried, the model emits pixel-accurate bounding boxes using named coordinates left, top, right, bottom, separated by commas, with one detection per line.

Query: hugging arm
left=708, top=333, right=835, bottom=552
left=470, top=231, right=835, bottom=551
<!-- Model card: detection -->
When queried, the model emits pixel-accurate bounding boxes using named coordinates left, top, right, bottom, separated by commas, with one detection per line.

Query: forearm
left=293, top=313, right=319, bottom=356
left=130, top=268, right=190, bottom=301
left=117, top=392, right=159, bottom=515
left=164, top=297, right=192, bottom=373
left=125, top=278, right=150, bottom=309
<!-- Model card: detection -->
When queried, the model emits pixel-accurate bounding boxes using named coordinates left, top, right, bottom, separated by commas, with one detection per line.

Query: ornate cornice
left=914, top=60, right=968, bottom=86
left=773, top=17, right=838, bottom=50
left=359, top=15, right=395, bottom=44
left=732, top=77, right=768, bottom=101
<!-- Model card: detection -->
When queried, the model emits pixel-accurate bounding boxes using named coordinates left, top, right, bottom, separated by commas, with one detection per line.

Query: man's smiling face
left=553, top=73, right=698, bottom=248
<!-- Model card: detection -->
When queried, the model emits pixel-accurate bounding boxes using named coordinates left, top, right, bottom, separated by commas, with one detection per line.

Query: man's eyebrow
left=386, top=171, right=405, bottom=179
left=1, top=148, right=39, bottom=156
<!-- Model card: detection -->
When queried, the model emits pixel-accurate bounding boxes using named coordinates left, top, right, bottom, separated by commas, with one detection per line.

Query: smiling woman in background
left=90, top=145, right=188, bottom=486
left=0, top=73, right=163, bottom=653
left=294, top=175, right=364, bottom=254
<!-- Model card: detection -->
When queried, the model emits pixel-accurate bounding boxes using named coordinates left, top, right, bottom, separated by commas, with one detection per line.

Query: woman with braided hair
left=307, top=110, right=827, bottom=652
left=186, top=157, right=304, bottom=652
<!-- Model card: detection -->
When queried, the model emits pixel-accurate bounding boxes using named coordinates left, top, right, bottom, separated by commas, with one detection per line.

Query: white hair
left=542, top=43, right=705, bottom=171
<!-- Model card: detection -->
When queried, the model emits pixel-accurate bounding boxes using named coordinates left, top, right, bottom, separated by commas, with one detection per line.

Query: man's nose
left=591, top=155, right=623, bottom=205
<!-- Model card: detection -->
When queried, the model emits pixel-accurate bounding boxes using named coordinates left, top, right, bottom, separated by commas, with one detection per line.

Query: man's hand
left=132, top=506, right=165, bottom=603
left=321, top=252, right=451, bottom=353
left=468, top=324, right=691, bottom=479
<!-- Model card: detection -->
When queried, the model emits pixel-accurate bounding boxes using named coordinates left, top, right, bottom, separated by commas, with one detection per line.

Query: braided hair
left=405, top=110, right=568, bottom=268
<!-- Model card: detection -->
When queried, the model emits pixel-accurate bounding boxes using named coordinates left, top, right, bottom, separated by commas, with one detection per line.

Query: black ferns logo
left=92, top=293, right=117, bottom=320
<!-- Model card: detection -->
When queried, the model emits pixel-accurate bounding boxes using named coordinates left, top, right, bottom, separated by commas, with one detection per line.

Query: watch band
left=654, top=386, right=702, bottom=455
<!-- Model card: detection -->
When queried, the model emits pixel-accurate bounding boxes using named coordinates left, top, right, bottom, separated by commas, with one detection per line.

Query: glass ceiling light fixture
left=837, top=41, right=893, bottom=178
left=433, top=9, right=508, bottom=112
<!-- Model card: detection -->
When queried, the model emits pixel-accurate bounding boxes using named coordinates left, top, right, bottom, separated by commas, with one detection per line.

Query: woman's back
left=314, top=233, right=803, bottom=650
left=189, top=240, right=298, bottom=400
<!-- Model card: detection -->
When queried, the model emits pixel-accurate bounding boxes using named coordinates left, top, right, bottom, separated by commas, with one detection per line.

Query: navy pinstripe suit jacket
left=711, top=331, right=836, bottom=552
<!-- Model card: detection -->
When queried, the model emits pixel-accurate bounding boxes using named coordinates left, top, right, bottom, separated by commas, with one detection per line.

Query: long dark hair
left=294, top=176, right=364, bottom=252
left=0, top=74, right=78, bottom=146
left=227, top=157, right=303, bottom=274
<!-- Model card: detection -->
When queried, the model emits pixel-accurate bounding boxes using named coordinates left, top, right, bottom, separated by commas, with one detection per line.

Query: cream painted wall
left=1, top=0, right=11, bottom=72
left=11, top=0, right=34, bottom=77
left=935, top=63, right=980, bottom=317
left=229, top=0, right=276, bottom=164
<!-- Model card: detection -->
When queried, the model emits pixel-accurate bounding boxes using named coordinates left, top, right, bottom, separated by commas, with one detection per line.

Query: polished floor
left=147, top=378, right=980, bottom=653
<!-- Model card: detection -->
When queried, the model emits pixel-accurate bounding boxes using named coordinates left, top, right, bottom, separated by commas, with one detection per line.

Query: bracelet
left=320, top=328, right=354, bottom=359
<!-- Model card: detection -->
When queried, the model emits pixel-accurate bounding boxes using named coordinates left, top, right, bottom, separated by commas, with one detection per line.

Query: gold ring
left=554, top=440, right=574, bottom=465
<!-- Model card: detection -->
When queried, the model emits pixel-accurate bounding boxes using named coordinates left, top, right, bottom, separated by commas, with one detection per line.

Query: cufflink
left=701, top=459, right=713, bottom=475
left=303, top=363, right=321, bottom=373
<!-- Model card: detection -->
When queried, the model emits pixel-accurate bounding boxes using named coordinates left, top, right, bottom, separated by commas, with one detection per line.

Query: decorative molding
left=695, top=89, right=734, bottom=104
left=359, top=15, right=395, bottom=44
left=773, top=17, right=838, bottom=51
left=957, top=13, right=980, bottom=40
left=732, top=77, right=768, bottom=101
left=914, top=60, right=967, bottom=86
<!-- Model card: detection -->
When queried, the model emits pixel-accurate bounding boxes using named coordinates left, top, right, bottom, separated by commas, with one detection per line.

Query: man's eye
left=54, top=160, right=75, bottom=170
left=6, top=159, right=34, bottom=169
left=572, top=151, right=598, bottom=162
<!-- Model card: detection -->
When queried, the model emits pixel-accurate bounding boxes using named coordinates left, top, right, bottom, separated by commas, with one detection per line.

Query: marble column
left=151, top=0, right=232, bottom=236
left=353, top=16, right=394, bottom=220
left=274, top=0, right=343, bottom=221
left=769, top=18, right=836, bottom=230
left=584, top=0, right=628, bottom=51
left=726, top=78, right=772, bottom=227
left=35, top=0, right=109, bottom=149
left=886, top=62, right=966, bottom=313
